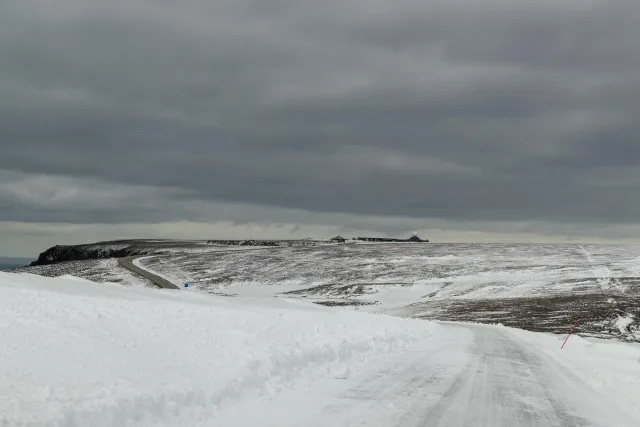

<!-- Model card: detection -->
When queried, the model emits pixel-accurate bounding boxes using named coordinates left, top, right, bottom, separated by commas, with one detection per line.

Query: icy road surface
left=294, top=324, right=636, bottom=427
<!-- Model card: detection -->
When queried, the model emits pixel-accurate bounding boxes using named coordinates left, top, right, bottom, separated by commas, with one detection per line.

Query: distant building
left=408, top=232, right=428, bottom=242
left=330, top=235, right=346, bottom=242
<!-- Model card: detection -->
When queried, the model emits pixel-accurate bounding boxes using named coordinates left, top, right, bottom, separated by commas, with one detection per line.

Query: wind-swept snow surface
left=2, top=272, right=640, bottom=426
left=0, top=272, right=435, bottom=427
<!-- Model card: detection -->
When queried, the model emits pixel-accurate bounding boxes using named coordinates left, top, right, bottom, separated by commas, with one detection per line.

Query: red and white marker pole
left=561, top=319, right=580, bottom=350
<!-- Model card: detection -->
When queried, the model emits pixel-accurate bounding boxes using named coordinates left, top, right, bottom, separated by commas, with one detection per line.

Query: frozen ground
left=134, top=243, right=640, bottom=341
left=13, top=258, right=157, bottom=288
left=135, top=243, right=640, bottom=298
left=2, top=272, right=640, bottom=427
left=15, top=243, right=640, bottom=340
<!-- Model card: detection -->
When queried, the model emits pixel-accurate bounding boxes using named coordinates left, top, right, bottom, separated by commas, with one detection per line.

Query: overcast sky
left=3, top=0, right=640, bottom=257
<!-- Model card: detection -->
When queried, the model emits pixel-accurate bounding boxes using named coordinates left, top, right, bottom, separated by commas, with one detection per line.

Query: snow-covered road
left=267, top=324, right=637, bottom=427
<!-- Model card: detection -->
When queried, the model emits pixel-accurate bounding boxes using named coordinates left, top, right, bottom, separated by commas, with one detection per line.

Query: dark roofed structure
left=330, top=235, right=346, bottom=242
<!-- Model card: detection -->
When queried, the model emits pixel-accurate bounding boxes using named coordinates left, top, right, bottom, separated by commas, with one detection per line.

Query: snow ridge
left=0, top=272, right=435, bottom=427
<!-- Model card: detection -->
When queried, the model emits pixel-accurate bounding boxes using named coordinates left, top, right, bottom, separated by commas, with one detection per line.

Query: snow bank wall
left=0, top=272, right=436, bottom=427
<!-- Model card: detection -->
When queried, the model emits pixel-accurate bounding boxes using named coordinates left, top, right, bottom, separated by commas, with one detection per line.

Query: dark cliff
left=30, top=243, right=141, bottom=266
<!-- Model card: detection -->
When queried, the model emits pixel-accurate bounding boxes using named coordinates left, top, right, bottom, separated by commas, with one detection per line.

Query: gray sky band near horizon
left=3, top=0, right=640, bottom=256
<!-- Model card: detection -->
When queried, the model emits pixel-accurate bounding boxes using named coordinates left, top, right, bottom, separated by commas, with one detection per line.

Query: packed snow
left=0, top=272, right=436, bottom=427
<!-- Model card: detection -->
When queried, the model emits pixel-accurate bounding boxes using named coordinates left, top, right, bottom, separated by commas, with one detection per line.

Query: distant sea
left=0, top=258, right=33, bottom=270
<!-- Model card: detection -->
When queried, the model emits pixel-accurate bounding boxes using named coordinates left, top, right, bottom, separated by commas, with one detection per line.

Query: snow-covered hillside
left=15, top=257, right=157, bottom=287
left=19, top=243, right=640, bottom=300
left=138, top=243, right=640, bottom=298
left=3, top=272, right=640, bottom=426
left=14, top=243, right=640, bottom=341
left=129, top=244, right=640, bottom=341
left=0, top=272, right=435, bottom=427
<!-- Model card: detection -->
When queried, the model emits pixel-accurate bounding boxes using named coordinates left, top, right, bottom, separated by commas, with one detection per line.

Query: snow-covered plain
left=3, top=271, right=640, bottom=426
left=131, top=244, right=640, bottom=340
left=138, top=244, right=640, bottom=300
left=20, top=243, right=640, bottom=303
left=17, top=243, right=640, bottom=341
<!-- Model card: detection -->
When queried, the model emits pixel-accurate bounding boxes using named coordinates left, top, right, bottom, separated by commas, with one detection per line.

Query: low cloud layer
left=3, top=0, right=640, bottom=255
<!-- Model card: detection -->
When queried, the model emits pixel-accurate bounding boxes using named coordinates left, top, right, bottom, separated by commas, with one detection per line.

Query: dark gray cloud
left=3, top=0, right=640, bottom=235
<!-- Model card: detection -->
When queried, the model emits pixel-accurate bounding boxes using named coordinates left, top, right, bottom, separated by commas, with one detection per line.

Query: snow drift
left=0, top=272, right=436, bottom=427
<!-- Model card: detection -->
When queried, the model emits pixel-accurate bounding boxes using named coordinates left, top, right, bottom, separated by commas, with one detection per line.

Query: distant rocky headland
left=30, top=242, right=144, bottom=266
left=29, top=236, right=429, bottom=266
left=29, top=239, right=321, bottom=266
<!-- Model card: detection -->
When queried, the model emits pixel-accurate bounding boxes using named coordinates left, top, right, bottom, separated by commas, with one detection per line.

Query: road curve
left=118, top=256, right=179, bottom=290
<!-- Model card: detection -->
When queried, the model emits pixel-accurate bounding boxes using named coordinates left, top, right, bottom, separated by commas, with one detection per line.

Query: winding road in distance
left=118, top=256, right=179, bottom=290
